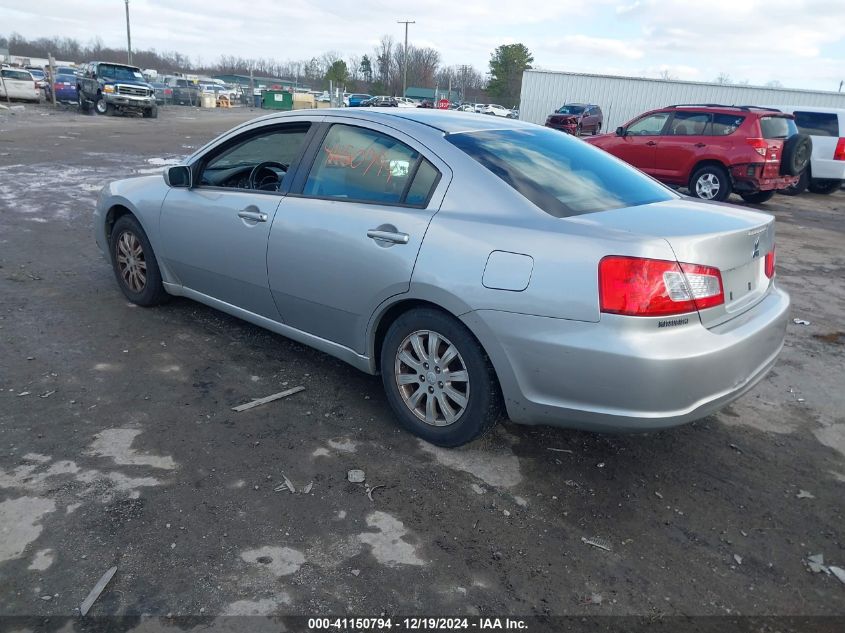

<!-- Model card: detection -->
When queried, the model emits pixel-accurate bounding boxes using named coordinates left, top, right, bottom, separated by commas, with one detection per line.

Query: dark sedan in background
left=546, top=103, right=604, bottom=135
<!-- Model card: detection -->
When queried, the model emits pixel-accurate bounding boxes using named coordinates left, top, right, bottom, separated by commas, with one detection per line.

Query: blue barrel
left=253, top=93, right=261, bottom=108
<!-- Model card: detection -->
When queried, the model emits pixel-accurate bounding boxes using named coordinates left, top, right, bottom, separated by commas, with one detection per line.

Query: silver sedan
left=94, top=109, right=789, bottom=446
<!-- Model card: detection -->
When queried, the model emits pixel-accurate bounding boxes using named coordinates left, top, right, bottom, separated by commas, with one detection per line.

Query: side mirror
left=164, top=165, right=191, bottom=188
left=615, top=126, right=626, bottom=137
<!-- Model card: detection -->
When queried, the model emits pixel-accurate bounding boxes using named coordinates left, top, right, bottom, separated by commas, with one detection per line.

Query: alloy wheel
left=695, top=173, right=720, bottom=199
left=394, top=330, right=470, bottom=427
left=116, top=231, right=147, bottom=293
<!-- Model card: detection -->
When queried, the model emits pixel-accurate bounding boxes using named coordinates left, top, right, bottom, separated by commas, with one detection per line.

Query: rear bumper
left=731, top=164, right=798, bottom=192
left=809, top=158, right=845, bottom=181
left=462, top=285, right=790, bottom=432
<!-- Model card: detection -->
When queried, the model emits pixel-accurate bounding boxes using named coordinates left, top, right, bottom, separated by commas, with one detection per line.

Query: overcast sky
left=1, top=0, right=843, bottom=91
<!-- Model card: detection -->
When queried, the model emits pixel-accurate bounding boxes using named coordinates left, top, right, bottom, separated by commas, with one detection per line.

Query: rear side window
left=710, top=114, right=745, bottom=136
left=446, top=127, right=675, bottom=218
left=304, top=124, right=438, bottom=206
left=669, top=112, right=710, bottom=135
left=792, top=111, right=839, bottom=137
left=760, top=116, right=799, bottom=139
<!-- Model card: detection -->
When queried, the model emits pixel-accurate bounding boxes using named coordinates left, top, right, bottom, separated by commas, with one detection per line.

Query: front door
left=159, top=121, right=313, bottom=319
left=653, top=111, right=712, bottom=183
left=614, top=112, right=672, bottom=175
left=267, top=121, right=450, bottom=353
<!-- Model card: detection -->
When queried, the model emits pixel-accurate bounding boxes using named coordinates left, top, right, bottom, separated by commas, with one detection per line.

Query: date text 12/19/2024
left=307, top=617, right=529, bottom=630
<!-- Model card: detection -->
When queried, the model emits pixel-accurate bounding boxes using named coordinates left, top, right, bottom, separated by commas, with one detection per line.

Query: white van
left=0, top=68, right=40, bottom=102
left=768, top=106, right=845, bottom=194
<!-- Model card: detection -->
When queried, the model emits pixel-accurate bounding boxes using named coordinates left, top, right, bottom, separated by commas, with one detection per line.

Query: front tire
left=808, top=179, right=842, bottom=195
left=95, top=95, right=113, bottom=115
left=109, top=215, right=169, bottom=306
left=740, top=190, right=775, bottom=204
left=380, top=308, right=502, bottom=447
left=689, top=164, right=732, bottom=202
left=143, top=105, right=158, bottom=118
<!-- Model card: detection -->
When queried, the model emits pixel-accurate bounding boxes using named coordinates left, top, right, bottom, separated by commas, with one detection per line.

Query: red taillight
left=765, top=247, right=775, bottom=279
left=747, top=138, right=768, bottom=158
left=53, top=83, right=61, bottom=90
left=599, top=256, right=724, bottom=317
left=834, top=138, right=845, bottom=161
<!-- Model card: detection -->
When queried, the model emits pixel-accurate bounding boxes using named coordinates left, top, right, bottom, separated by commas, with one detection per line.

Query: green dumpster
left=262, top=90, right=293, bottom=110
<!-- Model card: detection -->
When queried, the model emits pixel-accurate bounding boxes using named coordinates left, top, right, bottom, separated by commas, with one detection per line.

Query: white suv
left=768, top=106, right=845, bottom=195
left=481, top=104, right=511, bottom=117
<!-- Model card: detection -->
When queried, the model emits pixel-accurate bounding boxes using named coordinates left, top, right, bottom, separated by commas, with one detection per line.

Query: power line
left=397, top=19, right=415, bottom=98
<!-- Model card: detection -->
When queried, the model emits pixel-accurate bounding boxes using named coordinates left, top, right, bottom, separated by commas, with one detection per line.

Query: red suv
left=586, top=105, right=811, bottom=203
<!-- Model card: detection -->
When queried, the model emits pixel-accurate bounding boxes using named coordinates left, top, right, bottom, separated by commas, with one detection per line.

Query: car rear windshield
left=792, top=111, right=840, bottom=137
left=1, top=70, right=32, bottom=81
left=446, top=128, right=676, bottom=217
left=760, top=116, right=799, bottom=139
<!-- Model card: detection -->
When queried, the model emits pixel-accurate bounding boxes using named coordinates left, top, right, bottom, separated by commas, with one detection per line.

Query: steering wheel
left=248, top=161, right=287, bottom=191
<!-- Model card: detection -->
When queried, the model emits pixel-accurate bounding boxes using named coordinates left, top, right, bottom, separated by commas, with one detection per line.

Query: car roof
left=253, top=108, right=531, bottom=134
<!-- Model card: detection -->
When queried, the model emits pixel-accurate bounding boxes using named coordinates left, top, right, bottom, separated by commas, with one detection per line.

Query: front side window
left=446, top=127, right=676, bottom=218
left=669, top=112, right=710, bottom=136
left=200, top=124, right=311, bottom=190
left=793, top=111, right=839, bottom=137
left=626, top=113, right=670, bottom=136
left=303, top=124, right=439, bottom=206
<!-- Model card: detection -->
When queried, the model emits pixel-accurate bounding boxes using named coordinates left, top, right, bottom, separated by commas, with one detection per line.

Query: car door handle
left=367, top=229, right=409, bottom=244
left=238, top=209, right=268, bottom=222
left=646, top=140, right=657, bottom=146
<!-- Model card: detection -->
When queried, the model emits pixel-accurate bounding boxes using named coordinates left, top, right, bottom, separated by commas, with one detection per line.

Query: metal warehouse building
left=519, top=70, right=845, bottom=131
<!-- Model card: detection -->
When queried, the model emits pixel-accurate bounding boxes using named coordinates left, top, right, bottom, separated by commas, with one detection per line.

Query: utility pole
left=124, top=0, right=132, bottom=65
left=397, top=19, right=415, bottom=98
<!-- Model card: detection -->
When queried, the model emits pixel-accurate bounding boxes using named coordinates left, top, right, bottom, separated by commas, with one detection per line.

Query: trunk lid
left=573, top=198, right=775, bottom=328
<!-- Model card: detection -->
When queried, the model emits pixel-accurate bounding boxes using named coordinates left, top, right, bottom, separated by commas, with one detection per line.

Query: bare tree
left=714, top=72, right=732, bottom=85
left=658, top=69, right=676, bottom=81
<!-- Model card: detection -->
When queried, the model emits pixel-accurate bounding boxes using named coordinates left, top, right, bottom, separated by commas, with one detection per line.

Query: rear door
left=758, top=115, right=798, bottom=179
left=612, top=112, right=671, bottom=174
left=267, top=119, right=451, bottom=353
left=653, top=111, right=711, bottom=184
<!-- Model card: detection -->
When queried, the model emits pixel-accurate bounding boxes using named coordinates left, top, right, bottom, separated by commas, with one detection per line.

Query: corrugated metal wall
left=520, top=70, right=845, bottom=131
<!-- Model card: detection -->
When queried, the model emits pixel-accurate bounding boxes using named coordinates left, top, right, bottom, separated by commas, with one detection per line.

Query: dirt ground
left=0, top=104, right=843, bottom=626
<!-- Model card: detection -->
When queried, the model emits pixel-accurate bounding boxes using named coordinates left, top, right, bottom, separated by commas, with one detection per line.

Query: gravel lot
left=1, top=104, right=843, bottom=625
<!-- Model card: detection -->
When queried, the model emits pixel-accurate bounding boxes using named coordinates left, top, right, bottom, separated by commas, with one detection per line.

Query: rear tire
left=592, top=123, right=601, bottom=135
left=808, top=179, right=842, bottom=195
left=109, top=215, right=169, bottom=307
left=380, top=308, right=502, bottom=447
left=779, top=169, right=809, bottom=196
left=740, top=190, right=775, bottom=204
left=77, top=90, right=90, bottom=114
left=689, top=164, right=732, bottom=202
